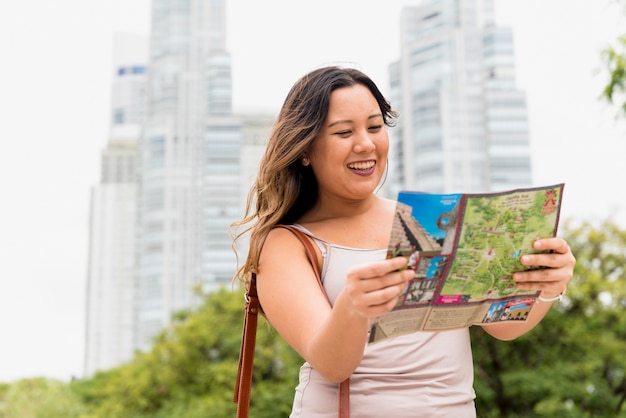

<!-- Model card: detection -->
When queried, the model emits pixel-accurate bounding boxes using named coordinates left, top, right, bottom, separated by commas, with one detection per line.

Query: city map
left=368, top=184, right=564, bottom=344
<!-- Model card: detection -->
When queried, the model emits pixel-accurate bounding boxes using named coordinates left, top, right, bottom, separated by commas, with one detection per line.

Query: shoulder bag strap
left=234, top=224, right=350, bottom=417
left=234, top=271, right=259, bottom=418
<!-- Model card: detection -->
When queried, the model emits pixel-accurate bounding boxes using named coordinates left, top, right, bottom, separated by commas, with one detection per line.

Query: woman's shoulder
left=262, top=225, right=316, bottom=261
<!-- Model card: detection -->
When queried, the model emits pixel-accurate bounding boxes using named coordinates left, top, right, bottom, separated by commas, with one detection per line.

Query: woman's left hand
left=513, top=237, right=576, bottom=297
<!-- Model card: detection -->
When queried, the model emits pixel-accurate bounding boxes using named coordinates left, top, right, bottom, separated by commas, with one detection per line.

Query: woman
left=232, top=66, right=576, bottom=417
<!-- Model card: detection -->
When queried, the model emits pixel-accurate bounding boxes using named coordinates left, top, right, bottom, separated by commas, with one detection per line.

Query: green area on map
left=439, top=187, right=561, bottom=301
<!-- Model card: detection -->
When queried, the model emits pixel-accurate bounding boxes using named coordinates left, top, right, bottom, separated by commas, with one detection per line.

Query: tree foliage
left=70, top=287, right=302, bottom=418
left=601, top=34, right=626, bottom=118
left=471, top=219, right=626, bottom=417
left=0, top=377, right=85, bottom=418
left=600, top=0, right=626, bottom=118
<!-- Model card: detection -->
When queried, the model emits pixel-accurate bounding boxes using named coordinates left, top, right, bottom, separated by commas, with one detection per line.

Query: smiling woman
left=231, top=65, right=575, bottom=418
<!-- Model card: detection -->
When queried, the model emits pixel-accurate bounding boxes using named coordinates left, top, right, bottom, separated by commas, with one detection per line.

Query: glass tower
left=137, top=0, right=241, bottom=348
left=389, top=0, right=531, bottom=195
left=84, top=42, right=147, bottom=376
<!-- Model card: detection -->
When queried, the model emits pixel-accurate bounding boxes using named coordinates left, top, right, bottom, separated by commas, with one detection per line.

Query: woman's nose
left=353, top=130, right=375, bottom=153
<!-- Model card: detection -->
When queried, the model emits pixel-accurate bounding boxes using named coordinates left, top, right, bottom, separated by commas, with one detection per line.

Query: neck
left=302, top=193, right=379, bottom=223
left=297, top=194, right=396, bottom=249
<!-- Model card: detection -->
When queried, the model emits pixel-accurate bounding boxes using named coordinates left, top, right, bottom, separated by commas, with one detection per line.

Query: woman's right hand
left=343, top=256, right=414, bottom=319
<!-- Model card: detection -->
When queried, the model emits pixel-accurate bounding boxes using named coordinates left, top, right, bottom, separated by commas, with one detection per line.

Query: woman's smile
left=347, top=160, right=376, bottom=176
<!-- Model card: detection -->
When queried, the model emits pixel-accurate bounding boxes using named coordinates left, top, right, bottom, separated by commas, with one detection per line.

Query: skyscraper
left=84, top=34, right=148, bottom=376
left=136, top=0, right=241, bottom=348
left=389, top=0, right=531, bottom=195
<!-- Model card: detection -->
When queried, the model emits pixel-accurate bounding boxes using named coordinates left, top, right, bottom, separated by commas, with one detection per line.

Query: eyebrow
left=327, top=113, right=383, bottom=128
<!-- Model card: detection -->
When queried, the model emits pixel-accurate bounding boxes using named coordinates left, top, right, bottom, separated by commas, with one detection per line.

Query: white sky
left=0, top=0, right=624, bottom=383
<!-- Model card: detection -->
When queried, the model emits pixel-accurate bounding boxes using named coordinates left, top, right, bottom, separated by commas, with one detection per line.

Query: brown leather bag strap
left=339, top=378, right=350, bottom=418
left=234, top=224, right=350, bottom=417
left=233, top=272, right=259, bottom=418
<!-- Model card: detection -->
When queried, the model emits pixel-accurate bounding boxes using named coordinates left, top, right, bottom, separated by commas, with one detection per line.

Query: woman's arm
left=481, top=237, right=576, bottom=340
left=257, top=227, right=413, bottom=382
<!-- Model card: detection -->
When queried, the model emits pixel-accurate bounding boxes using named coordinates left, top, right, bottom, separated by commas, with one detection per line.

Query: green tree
left=472, top=219, right=626, bottom=417
left=600, top=1, right=626, bottom=117
left=601, top=35, right=626, bottom=117
left=70, top=220, right=626, bottom=417
left=0, top=377, right=86, bottom=418
left=72, top=287, right=303, bottom=418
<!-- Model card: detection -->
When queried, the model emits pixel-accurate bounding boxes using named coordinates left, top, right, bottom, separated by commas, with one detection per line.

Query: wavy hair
left=231, top=66, right=397, bottom=288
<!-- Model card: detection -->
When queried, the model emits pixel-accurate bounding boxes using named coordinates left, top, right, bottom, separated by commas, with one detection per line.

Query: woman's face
left=307, top=83, right=389, bottom=202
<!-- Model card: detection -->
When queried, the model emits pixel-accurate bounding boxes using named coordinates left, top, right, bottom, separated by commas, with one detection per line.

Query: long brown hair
left=231, top=66, right=397, bottom=288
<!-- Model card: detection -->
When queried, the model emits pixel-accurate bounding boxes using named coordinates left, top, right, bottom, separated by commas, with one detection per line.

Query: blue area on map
left=398, top=192, right=462, bottom=240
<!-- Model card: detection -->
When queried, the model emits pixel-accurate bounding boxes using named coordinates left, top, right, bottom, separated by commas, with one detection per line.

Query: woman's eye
left=368, top=125, right=383, bottom=132
left=335, top=130, right=352, bottom=137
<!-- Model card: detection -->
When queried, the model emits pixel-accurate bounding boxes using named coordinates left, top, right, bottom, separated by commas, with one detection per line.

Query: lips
left=347, top=161, right=375, bottom=171
left=347, top=160, right=376, bottom=175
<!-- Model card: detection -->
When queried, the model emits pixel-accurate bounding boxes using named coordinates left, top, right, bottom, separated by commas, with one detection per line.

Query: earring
left=301, top=156, right=309, bottom=166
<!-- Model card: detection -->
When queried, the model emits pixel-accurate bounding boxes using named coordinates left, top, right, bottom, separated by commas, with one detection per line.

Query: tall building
left=388, top=0, right=531, bottom=195
left=84, top=33, right=148, bottom=376
left=136, top=0, right=241, bottom=348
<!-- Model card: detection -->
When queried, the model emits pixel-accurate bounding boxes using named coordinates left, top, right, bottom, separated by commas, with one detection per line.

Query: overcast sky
left=0, top=0, right=624, bottom=383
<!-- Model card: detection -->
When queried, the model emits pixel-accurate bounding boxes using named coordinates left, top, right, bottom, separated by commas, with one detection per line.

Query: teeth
left=348, top=161, right=374, bottom=170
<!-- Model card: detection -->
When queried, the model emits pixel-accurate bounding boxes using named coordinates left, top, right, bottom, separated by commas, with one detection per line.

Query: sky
left=0, top=0, right=624, bottom=383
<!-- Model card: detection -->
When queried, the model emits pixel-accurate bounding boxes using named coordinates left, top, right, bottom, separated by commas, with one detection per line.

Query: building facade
left=85, top=0, right=252, bottom=374
left=136, top=0, right=242, bottom=348
left=388, top=0, right=531, bottom=195
left=84, top=48, right=147, bottom=375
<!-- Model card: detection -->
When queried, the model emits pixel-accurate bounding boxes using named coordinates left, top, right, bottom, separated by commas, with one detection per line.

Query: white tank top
left=289, top=225, right=476, bottom=418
